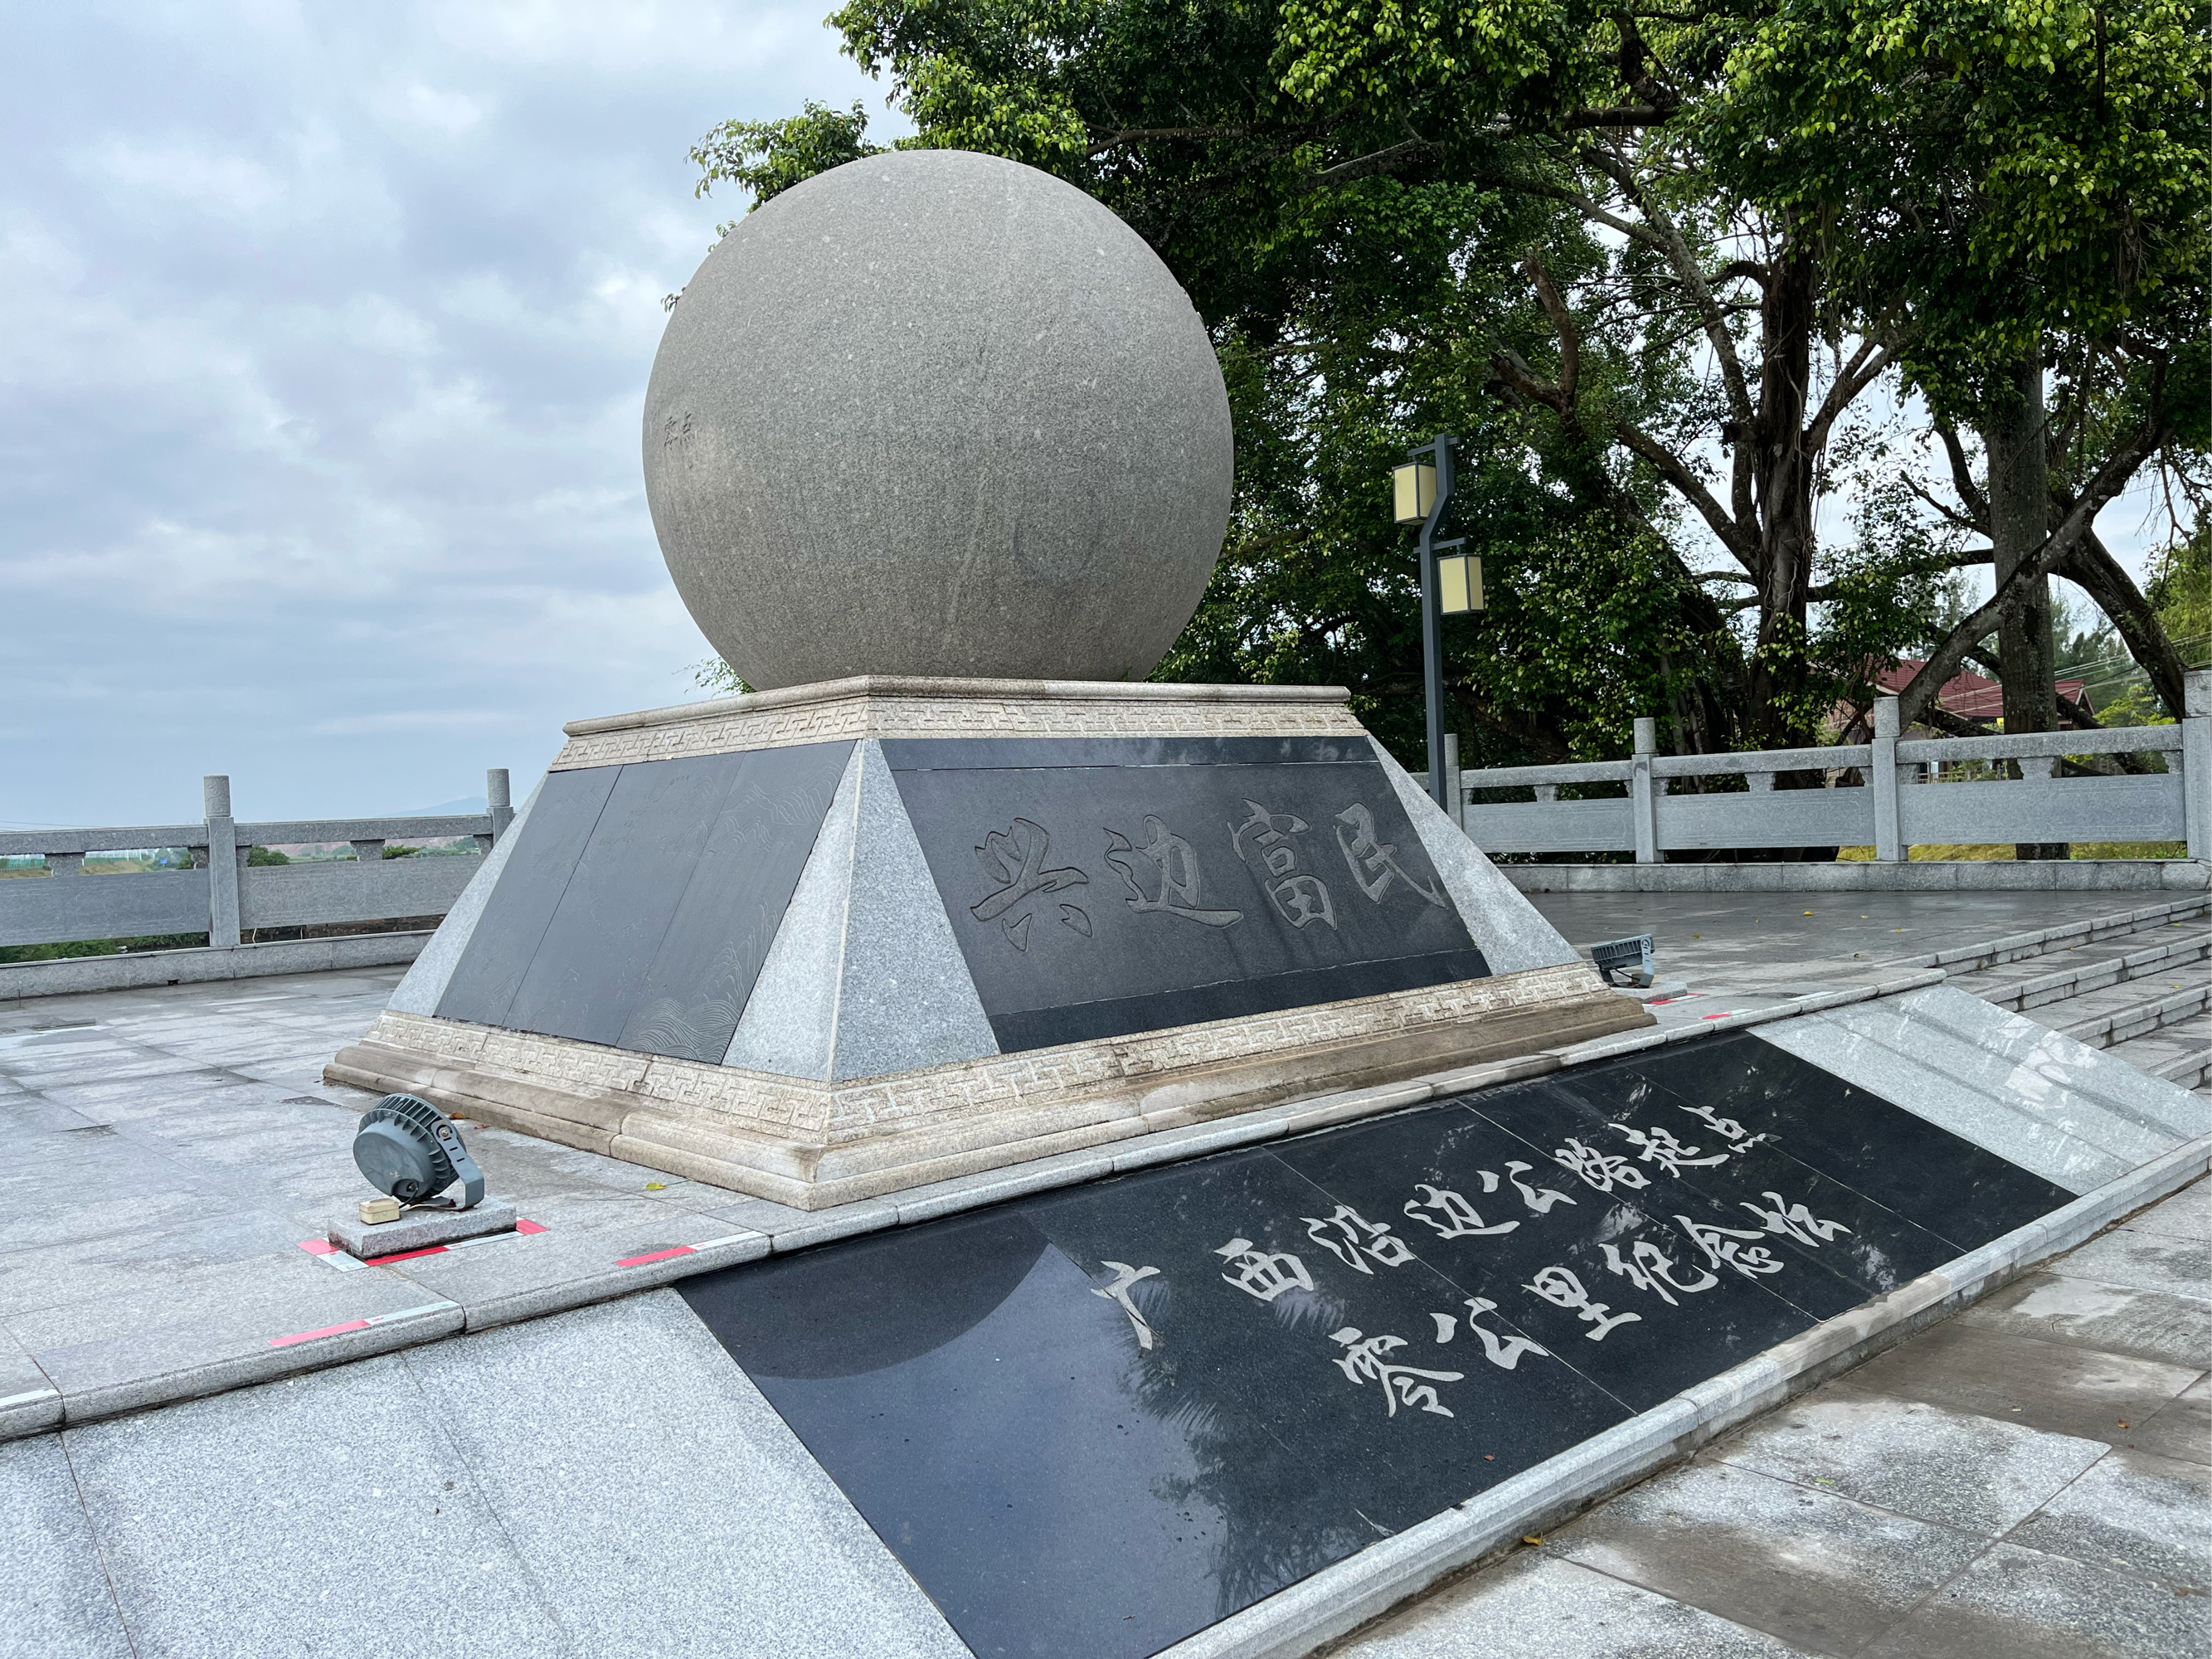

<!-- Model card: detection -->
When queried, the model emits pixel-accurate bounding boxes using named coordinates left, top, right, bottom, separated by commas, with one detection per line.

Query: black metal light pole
left=1394, top=433, right=1457, bottom=809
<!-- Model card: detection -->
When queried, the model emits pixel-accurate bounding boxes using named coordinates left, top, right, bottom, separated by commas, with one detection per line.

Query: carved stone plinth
left=328, top=679, right=1648, bottom=1209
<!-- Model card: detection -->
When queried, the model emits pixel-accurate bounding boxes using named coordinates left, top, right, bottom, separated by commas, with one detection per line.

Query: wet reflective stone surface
left=678, top=1041, right=2075, bottom=1657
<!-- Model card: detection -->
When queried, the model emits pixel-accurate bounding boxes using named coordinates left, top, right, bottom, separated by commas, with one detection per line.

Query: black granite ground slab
left=1622, top=1034, right=2077, bottom=1250
left=883, top=737, right=1487, bottom=1051
left=1266, top=1102, right=1826, bottom=1411
left=1461, top=1079, right=1875, bottom=1323
left=675, top=1040, right=2081, bottom=1659
left=1541, top=1063, right=1966, bottom=1299
left=436, top=742, right=851, bottom=1059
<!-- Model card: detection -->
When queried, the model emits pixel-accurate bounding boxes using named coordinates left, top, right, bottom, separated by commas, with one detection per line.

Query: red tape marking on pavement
left=267, top=1301, right=458, bottom=1349
left=615, top=1232, right=756, bottom=1269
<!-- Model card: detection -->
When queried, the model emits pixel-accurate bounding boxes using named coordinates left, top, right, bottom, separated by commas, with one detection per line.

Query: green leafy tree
left=683, top=0, right=2204, bottom=767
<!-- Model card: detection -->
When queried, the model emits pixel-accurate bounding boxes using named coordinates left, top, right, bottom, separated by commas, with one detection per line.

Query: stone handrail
left=1461, top=677, right=2212, bottom=864
left=1, top=770, right=514, bottom=954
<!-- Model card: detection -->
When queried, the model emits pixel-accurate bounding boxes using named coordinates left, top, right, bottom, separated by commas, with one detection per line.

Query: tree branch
left=1578, top=141, right=1755, bottom=431
left=1807, top=336, right=1895, bottom=454
left=1937, top=420, right=1991, bottom=528
left=1616, top=418, right=1753, bottom=562
left=1306, top=138, right=1437, bottom=190
left=1087, top=125, right=1252, bottom=155
left=1895, top=415, right=2171, bottom=729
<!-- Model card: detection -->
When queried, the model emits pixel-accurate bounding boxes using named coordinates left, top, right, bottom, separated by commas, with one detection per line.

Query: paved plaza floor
left=0, top=885, right=2203, bottom=1657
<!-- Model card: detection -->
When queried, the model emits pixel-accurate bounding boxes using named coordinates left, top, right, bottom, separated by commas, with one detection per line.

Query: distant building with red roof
left=1873, top=661, right=2092, bottom=727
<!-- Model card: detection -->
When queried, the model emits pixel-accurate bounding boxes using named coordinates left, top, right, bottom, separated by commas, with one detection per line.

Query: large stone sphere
left=642, top=149, right=1233, bottom=689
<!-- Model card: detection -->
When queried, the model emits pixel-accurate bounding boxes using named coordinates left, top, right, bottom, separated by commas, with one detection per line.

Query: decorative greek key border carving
left=363, top=961, right=1608, bottom=1146
left=548, top=679, right=1366, bottom=769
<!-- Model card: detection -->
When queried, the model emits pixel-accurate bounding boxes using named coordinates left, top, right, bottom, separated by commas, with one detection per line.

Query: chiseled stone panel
left=364, top=961, right=1608, bottom=1152
left=828, top=741, right=1000, bottom=1082
left=722, top=744, right=865, bottom=1080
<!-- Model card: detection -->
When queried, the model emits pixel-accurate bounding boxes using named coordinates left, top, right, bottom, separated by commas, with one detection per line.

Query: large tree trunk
left=1744, top=244, right=1819, bottom=752
left=1982, top=346, right=2066, bottom=859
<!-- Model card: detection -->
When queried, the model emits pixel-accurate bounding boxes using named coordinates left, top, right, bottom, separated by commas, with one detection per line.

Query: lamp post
left=1392, top=433, right=1482, bottom=810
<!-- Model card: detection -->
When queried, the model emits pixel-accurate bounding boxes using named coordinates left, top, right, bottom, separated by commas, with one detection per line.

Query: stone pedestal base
left=328, top=1199, right=517, bottom=1260
left=328, top=677, right=1649, bottom=1209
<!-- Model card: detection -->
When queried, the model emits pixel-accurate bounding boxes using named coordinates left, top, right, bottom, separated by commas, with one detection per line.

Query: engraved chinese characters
left=890, top=738, right=1490, bottom=1053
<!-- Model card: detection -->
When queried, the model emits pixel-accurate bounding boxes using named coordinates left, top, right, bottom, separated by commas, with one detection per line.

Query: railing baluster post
left=2185, top=670, right=2210, bottom=864
left=487, top=767, right=513, bottom=844
left=1441, top=735, right=1462, bottom=833
left=204, top=774, right=240, bottom=949
left=1631, top=718, right=1658, bottom=864
left=1873, top=696, right=1903, bottom=863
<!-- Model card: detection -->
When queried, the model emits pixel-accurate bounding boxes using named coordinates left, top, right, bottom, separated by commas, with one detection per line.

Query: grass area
left=1836, top=842, right=2188, bottom=861
left=0, top=933, right=208, bottom=964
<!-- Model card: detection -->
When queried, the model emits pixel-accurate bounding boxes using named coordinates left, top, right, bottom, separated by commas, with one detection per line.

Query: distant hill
left=391, top=795, right=487, bottom=816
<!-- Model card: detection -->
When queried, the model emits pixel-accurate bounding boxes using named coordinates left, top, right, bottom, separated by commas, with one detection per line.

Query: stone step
left=2106, top=1011, right=2212, bottom=1092
left=1972, top=932, right=2210, bottom=1013
left=1911, top=894, right=2208, bottom=980
left=2055, top=981, right=2211, bottom=1052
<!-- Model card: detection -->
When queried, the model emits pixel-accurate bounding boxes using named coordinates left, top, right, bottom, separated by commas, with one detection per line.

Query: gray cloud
left=2, top=1, right=895, bottom=825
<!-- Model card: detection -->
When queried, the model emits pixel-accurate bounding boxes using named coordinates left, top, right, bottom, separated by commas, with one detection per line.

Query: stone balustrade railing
left=0, top=771, right=513, bottom=995
left=1461, top=674, right=2212, bottom=868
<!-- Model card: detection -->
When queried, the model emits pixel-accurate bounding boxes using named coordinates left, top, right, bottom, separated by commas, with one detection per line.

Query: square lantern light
left=1436, top=539, right=1483, bottom=614
left=1392, top=462, right=1437, bottom=525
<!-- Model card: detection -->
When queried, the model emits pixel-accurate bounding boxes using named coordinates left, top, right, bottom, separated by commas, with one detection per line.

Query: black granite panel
left=436, top=765, right=619, bottom=1029
left=989, top=948, right=1492, bottom=1051
left=500, top=754, right=748, bottom=1048
left=677, top=1034, right=2081, bottom=1658
left=439, top=743, right=849, bottom=1058
left=683, top=1147, right=1626, bottom=1659
left=1546, top=1063, right=1964, bottom=1300
left=1460, top=1081, right=1874, bottom=1324
left=1623, top=1034, right=2077, bottom=1249
left=614, top=742, right=853, bottom=1061
left=881, top=736, right=1377, bottom=771
left=1269, top=1105, right=1824, bottom=1409
left=888, top=743, right=1481, bottom=1051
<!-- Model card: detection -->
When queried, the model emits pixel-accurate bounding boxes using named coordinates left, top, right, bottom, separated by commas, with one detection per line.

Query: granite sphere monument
left=643, top=148, right=1235, bottom=690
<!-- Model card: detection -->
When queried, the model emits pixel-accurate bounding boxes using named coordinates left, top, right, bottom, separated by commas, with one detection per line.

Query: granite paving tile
left=2124, top=1375, right=2210, bottom=1467
left=2005, top=1447, right=2211, bottom=1589
left=2052, top=1227, right=2212, bottom=1302
left=1710, top=1385, right=2107, bottom=1535
left=1548, top=1458, right=1988, bottom=1657
left=1839, top=1321, right=2201, bottom=1446
left=1336, top=1551, right=1817, bottom=1658
left=0, top=1433, right=132, bottom=1659
left=62, top=1354, right=574, bottom=1658
left=403, top=1290, right=970, bottom=1659
left=1856, top=1539, right=2210, bottom=1659
left=1958, top=1272, right=2212, bottom=1371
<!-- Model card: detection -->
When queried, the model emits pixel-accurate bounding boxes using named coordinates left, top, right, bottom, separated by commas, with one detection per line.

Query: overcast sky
left=2, top=2, right=899, bottom=827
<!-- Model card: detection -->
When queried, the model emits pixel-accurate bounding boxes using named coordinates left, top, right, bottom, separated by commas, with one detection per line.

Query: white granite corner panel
left=1896, top=985, right=2212, bottom=1143
left=827, top=740, right=999, bottom=1082
left=1809, top=991, right=2181, bottom=1167
left=1751, top=1012, right=2133, bottom=1196
left=722, top=745, right=863, bottom=1080
left=1367, top=737, right=1581, bottom=975
left=386, top=778, right=542, bottom=1017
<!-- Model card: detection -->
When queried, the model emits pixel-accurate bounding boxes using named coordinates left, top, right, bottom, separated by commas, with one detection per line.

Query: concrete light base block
left=328, top=1199, right=518, bottom=1261
left=332, top=679, right=1649, bottom=1209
